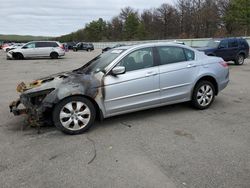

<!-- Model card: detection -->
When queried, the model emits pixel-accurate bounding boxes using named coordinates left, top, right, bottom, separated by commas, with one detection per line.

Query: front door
left=22, top=42, right=36, bottom=58
left=104, top=47, right=160, bottom=116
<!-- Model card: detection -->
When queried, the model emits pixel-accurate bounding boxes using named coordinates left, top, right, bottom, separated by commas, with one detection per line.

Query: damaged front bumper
left=9, top=99, right=27, bottom=116
left=9, top=96, right=51, bottom=126
left=6, top=52, right=13, bottom=60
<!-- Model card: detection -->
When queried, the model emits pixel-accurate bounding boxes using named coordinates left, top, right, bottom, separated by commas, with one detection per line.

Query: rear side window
left=228, top=39, right=238, bottom=48
left=157, top=46, right=186, bottom=65
left=36, top=42, right=58, bottom=48
left=48, top=42, right=58, bottom=47
left=219, top=40, right=228, bottom=48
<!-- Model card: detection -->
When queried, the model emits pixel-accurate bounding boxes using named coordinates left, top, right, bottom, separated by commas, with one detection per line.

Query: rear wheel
left=53, top=96, right=96, bottom=135
left=235, top=54, right=245, bottom=65
left=50, top=52, right=59, bottom=59
left=191, top=81, right=215, bottom=110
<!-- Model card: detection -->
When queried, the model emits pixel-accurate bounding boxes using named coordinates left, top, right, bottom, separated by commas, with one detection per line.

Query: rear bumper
left=218, top=79, right=229, bottom=92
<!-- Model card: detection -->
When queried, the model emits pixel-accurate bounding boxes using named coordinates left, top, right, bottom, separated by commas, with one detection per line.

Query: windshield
left=76, top=49, right=124, bottom=74
left=206, top=40, right=220, bottom=48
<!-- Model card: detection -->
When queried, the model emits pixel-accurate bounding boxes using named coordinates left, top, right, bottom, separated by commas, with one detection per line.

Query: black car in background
left=197, top=37, right=249, bottom=65
left=73, top=42, right=94, bottom=52
left=66, top=42, right=76, bottom=50
left=102, top=44, right=125, bottom=53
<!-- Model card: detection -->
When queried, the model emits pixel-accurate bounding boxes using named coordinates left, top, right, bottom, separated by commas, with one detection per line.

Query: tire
left=235, top=54, right=245, bottom=65
left=191, top=80, right=215, bottom=110
left=53, top=96, right=96, bottom=135
left=15, top=53, right=24, bottom=60
left=50, top=52, right=59, bottom=59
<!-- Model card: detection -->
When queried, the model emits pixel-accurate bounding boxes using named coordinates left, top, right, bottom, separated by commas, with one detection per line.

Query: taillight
left=219, top=61, right=228, bottom=68
left=60, top=45, right=65, bottom=50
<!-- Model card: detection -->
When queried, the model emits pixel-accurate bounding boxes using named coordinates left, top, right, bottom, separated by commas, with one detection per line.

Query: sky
left=0, top=0, right=175, bottom=37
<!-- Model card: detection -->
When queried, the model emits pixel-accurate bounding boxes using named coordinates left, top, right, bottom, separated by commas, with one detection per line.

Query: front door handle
left=145, top=71, right=157, bottom=77
left=187, top=64, right=196, bottom=68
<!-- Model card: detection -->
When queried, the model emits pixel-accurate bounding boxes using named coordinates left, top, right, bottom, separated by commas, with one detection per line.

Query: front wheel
left=191, top=81, right=215, bottom=110
left=53, top=96, right=96, bottom=135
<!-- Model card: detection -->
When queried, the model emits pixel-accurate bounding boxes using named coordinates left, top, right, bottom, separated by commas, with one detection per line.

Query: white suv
left=7, top=41, right=65, bottom=60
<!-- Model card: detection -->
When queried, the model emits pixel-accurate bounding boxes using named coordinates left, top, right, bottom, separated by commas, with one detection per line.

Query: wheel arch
left=50, top=51, right=59, bottom=56
left=193, top=75, right=218, bottom=95
left=12, top=52, right=24, bottom=59
left=53, top=94, right=104, bottom=121
left=237, top=51, right=246, bottom=58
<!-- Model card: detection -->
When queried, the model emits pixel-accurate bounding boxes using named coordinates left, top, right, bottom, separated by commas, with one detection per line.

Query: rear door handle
left=187, top=64, right=197, bottom=68
left=145, top=71, right=157, bottom=77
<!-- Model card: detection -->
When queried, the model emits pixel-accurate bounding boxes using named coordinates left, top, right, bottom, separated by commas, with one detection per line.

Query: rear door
left=215, top=39, right=231, bottom=61
left=227, top=39, right=239, bottom=59
left=157, top=46, right=199, bottom=103
left=104, top=47, right=160, bottom=116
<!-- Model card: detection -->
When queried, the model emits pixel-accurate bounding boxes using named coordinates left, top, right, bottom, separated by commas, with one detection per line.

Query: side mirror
left=112, top=66, right=126, bottom=75
left=22, top=46, right=27, bottom=49
left=218, top=45, right=225, bottom=49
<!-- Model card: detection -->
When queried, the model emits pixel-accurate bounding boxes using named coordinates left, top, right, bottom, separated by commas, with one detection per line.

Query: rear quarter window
left=184, top=48, right=195, bottom=61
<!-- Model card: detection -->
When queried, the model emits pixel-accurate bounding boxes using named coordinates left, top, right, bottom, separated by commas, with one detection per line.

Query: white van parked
left=7, top=41, right=65, bottom=60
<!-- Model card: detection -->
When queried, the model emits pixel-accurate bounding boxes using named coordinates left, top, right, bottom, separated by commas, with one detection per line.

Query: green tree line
left=55, top=0, right=250, bottom=42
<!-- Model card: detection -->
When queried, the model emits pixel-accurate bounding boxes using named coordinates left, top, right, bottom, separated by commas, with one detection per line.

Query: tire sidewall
left=53, top=96, right=96, bottom=135
left=192, top=81, right=215, bottom=110
left=235, top=54, right=244, bottom=65
left=51, top=52, right=59, bottom=59
left=16, top=53, right=24, bottom=60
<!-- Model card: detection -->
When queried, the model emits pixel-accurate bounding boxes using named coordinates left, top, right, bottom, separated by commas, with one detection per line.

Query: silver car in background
left=10, top=43, right=229, bottom=135
left=7, top=41, right=65, bottom=60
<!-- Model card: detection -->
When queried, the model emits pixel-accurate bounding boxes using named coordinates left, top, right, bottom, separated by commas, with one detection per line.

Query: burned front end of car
left=9, top=70, right=103, bottom=127
left=9, top=81, right=55, bottom=125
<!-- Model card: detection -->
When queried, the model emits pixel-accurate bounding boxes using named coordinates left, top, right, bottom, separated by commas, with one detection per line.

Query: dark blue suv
left=198, top=38, right=249, bottom=65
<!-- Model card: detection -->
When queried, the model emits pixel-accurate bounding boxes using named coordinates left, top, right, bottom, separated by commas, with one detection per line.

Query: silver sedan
left=10, top=43, right=229, bottom=134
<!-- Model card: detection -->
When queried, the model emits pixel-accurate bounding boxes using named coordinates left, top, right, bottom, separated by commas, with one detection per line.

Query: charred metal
left=9, top=71, right=104, bottom=126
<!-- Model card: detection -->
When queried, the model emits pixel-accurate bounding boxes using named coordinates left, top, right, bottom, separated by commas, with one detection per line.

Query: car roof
left=115, top=42, right=192, bottom=51
left=28, top=41, right=60, bottom=43
left=211, top=37, right=246, bottom=41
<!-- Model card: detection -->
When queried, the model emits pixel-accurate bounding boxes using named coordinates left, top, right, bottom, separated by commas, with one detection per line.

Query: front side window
left=23, top=42, right=35, bottom=49
left=117, top=48, right=154, bottom=72
left=157, top=46, right=186, bottom=65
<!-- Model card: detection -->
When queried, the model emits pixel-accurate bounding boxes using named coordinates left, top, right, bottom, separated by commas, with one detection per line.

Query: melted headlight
left=28, top=89, right=55, bottom=106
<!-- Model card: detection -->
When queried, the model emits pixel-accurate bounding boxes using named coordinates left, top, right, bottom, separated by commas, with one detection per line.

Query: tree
left=84, top=18, right=107, bottom=41
left=124, top=13, right=139, bottom=40
left=224, top=0, right=250, bottom=35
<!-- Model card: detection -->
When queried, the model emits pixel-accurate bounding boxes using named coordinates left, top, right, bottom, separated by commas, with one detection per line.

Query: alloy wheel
left=59, top=101, right=91, bottom=131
